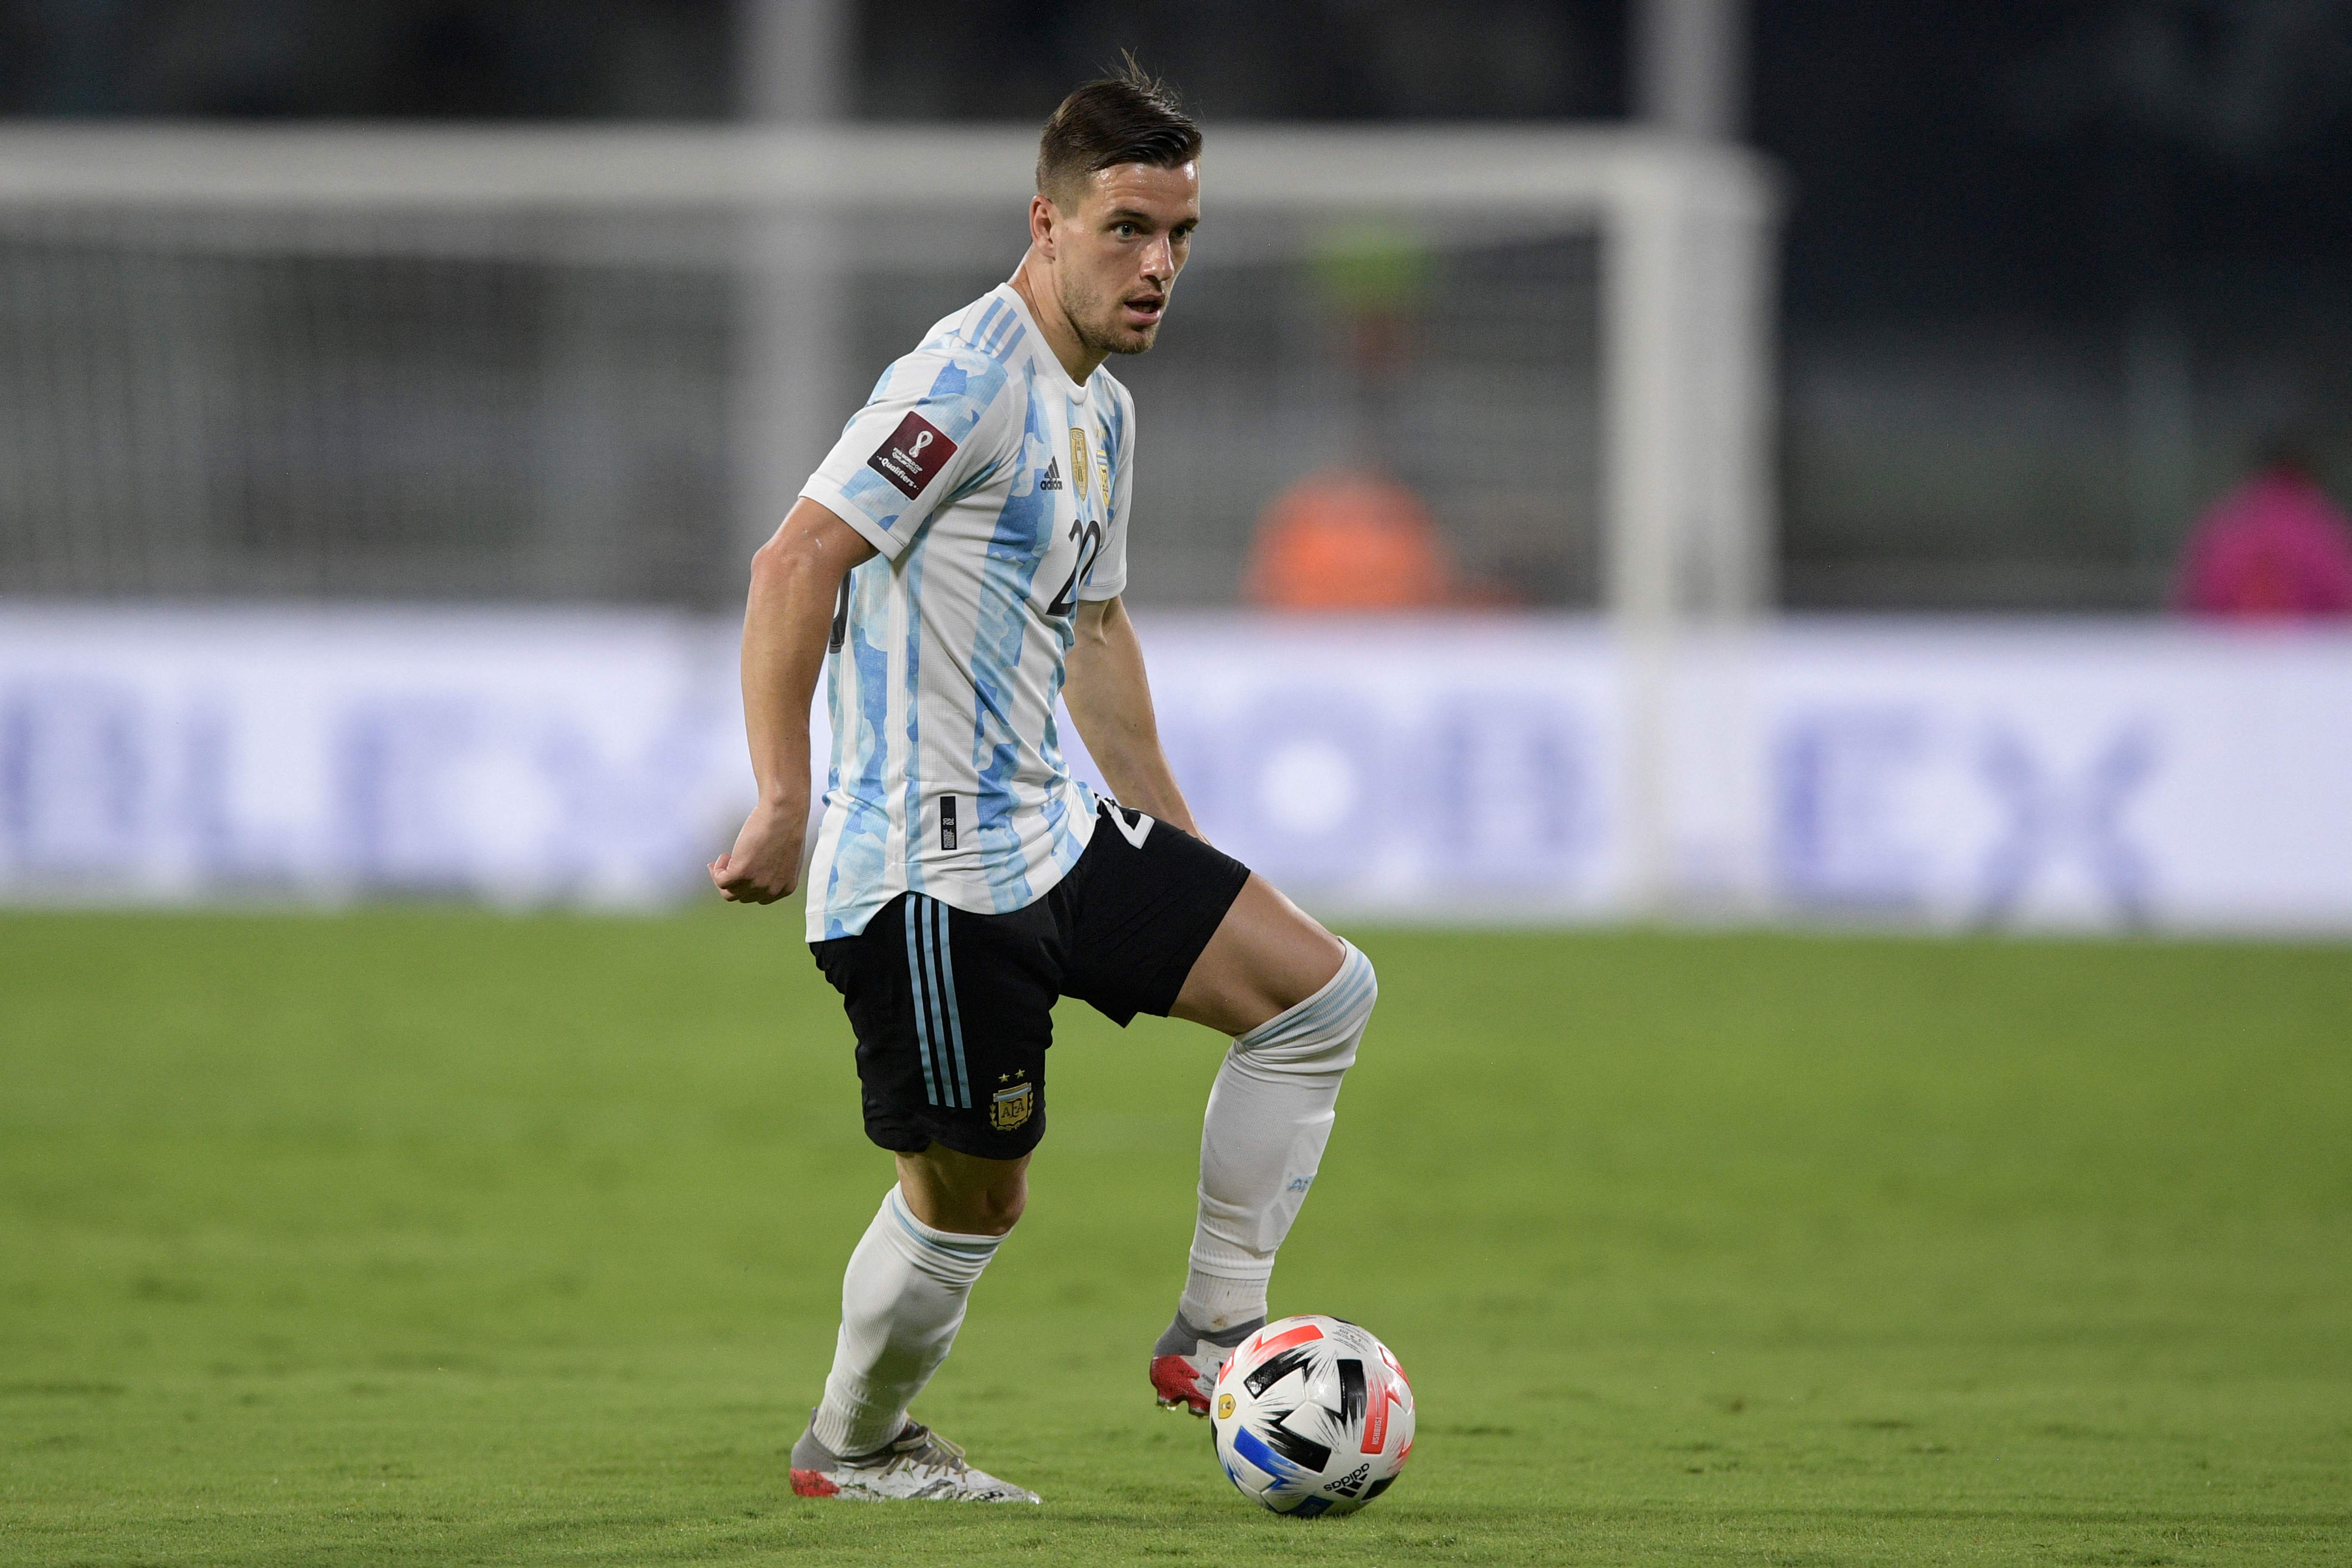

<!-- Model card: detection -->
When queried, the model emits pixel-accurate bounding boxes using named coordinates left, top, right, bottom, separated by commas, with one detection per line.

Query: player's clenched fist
left=709, top=800, right=805, bottom=903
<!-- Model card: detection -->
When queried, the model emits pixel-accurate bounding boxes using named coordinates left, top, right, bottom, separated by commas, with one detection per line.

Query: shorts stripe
left=928, top=899, right=972, bottom=1108
left=908, top=896, right=969, bottom=1110
left=917, top=901, right=957, bottom=1107
left=903, top=898, right=942, bottom=1106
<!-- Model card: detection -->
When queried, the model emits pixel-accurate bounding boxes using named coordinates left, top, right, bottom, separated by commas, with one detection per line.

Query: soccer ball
left=1210, top=1314, right=1415, bottom=1516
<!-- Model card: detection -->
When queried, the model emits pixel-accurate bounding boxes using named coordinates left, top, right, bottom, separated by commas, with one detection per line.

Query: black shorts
left=810, top=800, right=1253, bottom=1161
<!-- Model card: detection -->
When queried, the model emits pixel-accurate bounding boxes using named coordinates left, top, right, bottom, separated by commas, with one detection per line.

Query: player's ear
left=1029, top=193, right=1059, bottom=257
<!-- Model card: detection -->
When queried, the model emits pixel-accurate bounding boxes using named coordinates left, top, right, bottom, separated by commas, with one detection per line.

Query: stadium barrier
left=2, top=606, right=2346, bottom=933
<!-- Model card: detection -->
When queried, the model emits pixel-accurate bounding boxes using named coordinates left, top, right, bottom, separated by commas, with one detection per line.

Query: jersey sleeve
left=799, top=346, right=1015, bottom=560
left=1079, top=381, right=1135, bottom=602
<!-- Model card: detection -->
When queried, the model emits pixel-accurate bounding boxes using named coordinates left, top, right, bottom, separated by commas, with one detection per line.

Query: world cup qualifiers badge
left=867, top=413, right=957, bottom=500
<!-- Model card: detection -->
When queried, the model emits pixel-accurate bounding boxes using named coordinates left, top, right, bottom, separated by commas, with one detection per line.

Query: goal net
left=0, top=124, right=1775, bottom=621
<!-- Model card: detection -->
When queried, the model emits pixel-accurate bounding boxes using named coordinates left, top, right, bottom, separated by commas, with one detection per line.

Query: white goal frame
left=0, top=123, right=1780, bottom=912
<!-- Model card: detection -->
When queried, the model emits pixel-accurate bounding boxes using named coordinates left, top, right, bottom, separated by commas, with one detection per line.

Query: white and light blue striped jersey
left=798, top=282, right=1136, bottom=942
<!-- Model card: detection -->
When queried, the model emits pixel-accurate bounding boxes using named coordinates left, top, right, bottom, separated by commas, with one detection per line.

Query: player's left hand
left=709, top=800, right=806, bottom=904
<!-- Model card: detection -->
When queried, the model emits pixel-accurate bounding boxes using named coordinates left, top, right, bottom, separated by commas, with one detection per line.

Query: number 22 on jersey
left=1048, top=425, right=1105, bottom=618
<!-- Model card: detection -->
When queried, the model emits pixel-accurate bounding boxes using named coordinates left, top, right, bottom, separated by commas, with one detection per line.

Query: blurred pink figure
left=2173, top=451, right=2352, bottom=619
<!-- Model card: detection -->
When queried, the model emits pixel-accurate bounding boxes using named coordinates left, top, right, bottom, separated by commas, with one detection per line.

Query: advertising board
left=3, top=608, right=2345, bottom=932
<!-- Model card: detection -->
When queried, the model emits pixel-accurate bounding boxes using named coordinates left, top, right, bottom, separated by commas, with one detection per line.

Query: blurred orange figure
left=1243, top=469, right=1454, bottom=611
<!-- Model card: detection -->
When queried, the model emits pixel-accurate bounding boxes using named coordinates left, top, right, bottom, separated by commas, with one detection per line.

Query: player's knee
left=977, top=1179, right=1027, bottom=1234
left=901, top=1148, right=1029, bottom=1236
left=1236, top=943, right=1374, bottom=1074
left=945, top=1169, right=1027, bottom=1236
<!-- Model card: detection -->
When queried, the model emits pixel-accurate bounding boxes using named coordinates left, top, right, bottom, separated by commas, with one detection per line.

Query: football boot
left=1149, top=1310, right=1265, bottom=1416
left=788, top=1416, right=1040, bottom=1503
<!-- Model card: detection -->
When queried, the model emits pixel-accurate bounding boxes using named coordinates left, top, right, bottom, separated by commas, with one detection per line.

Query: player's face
left=1053, top=162, right=1200, bottom=358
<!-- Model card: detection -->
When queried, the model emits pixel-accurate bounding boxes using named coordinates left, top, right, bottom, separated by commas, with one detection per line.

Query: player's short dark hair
left=1035, top=57, right=1201, bottom=208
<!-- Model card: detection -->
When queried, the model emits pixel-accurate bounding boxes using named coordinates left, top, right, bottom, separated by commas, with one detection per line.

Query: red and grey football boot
left=1149, top=1311, right=1265, bottom=1416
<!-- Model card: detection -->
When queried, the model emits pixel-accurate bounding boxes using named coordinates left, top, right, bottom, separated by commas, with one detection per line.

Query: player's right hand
left=709, top=801, right=806, bottom=904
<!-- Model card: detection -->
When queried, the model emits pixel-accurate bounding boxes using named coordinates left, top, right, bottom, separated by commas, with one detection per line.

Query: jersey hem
left=804, top=785, right=1101, bottom=943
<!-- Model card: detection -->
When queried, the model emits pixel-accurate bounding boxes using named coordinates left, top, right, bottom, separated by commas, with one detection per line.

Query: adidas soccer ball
left=1210, top=1314, right=1415, bottom=1516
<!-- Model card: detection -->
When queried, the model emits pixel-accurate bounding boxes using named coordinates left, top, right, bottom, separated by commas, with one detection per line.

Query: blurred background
left=11, top=16, right=2350, bottom=1562
left=2, top=0, right=2349, bottom=926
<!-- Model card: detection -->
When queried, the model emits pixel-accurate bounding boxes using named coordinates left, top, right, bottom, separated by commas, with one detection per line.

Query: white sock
left=811, top=1185, right=1004, bottom=1457
left=1179, top=942, right=1376, bottom=1333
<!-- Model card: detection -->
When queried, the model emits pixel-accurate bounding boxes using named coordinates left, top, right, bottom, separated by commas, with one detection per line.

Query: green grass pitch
left=3, top=911, right=2347, bottom=1566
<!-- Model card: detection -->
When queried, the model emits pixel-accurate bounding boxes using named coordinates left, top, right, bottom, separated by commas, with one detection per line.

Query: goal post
left=0, top=123, right=1780, bottom=914
left=0, top=122, right=1778, bottom=594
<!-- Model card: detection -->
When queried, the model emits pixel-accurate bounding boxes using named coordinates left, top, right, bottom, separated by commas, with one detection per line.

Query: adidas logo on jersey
left=1038, top=457, right=1062, bottom=491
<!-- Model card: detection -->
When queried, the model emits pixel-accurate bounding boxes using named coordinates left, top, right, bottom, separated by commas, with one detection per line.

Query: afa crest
left=989, top=1080, right=1034, bottom=1132
left=1067, top=429, right=1091, bottom=512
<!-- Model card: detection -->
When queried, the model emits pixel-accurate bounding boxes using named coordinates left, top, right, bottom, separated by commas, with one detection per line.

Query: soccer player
left=708, top=65, right=1377, bottom=1504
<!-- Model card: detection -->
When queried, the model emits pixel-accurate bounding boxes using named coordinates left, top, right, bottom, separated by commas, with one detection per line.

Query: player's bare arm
left=708, top=498, right=874, bottom=904
left=1064, top=593, right=1343, bottom=1032
left=1063, top=596, right=1202, bottom=837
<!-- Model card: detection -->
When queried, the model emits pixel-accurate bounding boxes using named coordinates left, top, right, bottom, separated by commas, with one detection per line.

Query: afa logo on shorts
left=988, top=1078, right=1035, bottom=1133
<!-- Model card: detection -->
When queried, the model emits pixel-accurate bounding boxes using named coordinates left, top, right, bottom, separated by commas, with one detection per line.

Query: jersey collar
left=994, top=282, right=1091, bottom=402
